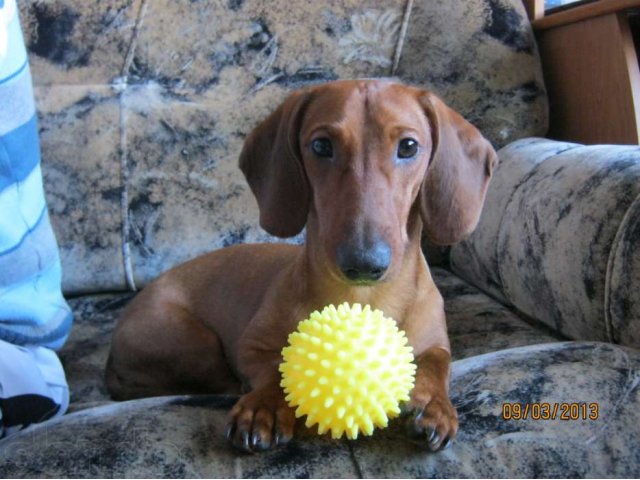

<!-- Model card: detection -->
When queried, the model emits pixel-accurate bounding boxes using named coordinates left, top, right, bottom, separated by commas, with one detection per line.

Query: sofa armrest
left=450, top=138, right=640, bottom=348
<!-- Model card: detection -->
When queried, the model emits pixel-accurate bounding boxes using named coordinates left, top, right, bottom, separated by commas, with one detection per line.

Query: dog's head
left=240, top=80, right=497, bottom=285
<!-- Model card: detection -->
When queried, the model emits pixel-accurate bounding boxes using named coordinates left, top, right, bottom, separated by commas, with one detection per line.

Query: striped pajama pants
left=0, top=0, right=73, bottom=437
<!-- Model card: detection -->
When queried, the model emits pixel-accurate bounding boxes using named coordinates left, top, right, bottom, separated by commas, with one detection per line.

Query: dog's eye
left=397, top=138, right=419, bottom=159
left=311, top=138, right=333, bottom=158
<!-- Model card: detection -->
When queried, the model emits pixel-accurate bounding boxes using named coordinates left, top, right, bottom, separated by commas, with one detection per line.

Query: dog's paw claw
left=226, top=388, right=295, bottom=453
left=404, top=396, right=458, bottom=452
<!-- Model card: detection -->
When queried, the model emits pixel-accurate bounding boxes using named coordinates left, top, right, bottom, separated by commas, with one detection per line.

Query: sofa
left=1, top=0, right=639, bottom=477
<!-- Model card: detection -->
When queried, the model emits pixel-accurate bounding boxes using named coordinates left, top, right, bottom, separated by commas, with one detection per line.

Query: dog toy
left=279, top=302, right=416, bottom=440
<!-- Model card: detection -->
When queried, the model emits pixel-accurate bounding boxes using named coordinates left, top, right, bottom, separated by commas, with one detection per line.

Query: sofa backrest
left=19, top=0, right=547, bottom=294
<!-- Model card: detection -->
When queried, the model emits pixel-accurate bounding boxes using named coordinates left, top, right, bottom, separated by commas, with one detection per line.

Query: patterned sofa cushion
left=2, top=341, right=638, bottom=478
left=18, top=0, right=547, bottom=293
left=451, top=138, right=640, bottom=348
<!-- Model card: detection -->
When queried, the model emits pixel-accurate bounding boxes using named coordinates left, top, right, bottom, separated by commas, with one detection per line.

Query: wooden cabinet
left=529, top=0, right=640, bottom=145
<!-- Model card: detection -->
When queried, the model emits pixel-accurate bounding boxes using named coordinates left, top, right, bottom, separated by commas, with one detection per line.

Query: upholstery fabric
left=396, top=0, right=548, bottom=149
left=0, top=0, right=72, bottom=349
left=451, top=138, right=640, bottom=348
left=433, top=268, right=560, bottom=360
left=17, top=0, right=548, bottom=293
left=2, top=342, right=638, bottom=478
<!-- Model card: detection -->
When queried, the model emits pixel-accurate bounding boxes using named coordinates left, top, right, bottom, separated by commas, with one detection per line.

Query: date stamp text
left=502, top=402, right=599, bottom=421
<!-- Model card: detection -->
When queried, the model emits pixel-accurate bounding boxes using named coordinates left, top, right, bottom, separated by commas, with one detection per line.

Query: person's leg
left=0, top=0, right=73, bottom=438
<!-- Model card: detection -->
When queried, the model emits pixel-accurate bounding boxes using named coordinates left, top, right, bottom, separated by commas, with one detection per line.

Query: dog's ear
left=239, top=90, right=312, bottom=238
left=418, top=92, right=498, bottom=245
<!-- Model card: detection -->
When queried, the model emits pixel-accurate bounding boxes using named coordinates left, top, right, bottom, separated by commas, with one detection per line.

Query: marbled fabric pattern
left=18, top=0, right=548, bottom=292
left=396, top=0, right=548, bottom=148
left=351, top=342, right=640, bottom=478
left=432, top=268, right=561, bottom=360
left=451, top=139, right=640, bottom=348
left=607, top=193, right=640, bottom=346
left=450, top=138, right=580, bottom=304
left=2, top=342, right=639, bottom=478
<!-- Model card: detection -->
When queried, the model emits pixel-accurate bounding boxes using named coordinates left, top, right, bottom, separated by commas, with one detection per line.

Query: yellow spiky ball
left=279, top=303, right=416, bottom=440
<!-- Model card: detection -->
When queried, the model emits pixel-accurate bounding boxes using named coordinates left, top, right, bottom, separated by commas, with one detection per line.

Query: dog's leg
left=225, top=327, right=298, bottom=453
left=405, top=346, right=458, bottom=451
left=106, top=296, right=241, bottom=400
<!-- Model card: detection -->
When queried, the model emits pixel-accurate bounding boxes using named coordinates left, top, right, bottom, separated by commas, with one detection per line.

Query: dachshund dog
left=106, top=79, right=497, bottom=453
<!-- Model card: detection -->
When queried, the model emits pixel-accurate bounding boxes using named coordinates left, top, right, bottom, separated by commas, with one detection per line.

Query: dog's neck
left=296, top=211, right=429, bottom=317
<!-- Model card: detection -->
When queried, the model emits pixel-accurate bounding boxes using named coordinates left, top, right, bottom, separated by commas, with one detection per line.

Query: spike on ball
left=279, top=303, right=417, bottom=440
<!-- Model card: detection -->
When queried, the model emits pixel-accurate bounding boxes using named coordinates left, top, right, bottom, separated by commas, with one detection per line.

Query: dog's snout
left=337, top=240, right=392, bottom=283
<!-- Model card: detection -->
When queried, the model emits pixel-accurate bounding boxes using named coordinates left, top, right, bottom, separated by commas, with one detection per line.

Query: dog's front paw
left=225, top=386, right=296, bottom=453
left=404, top=394, right=458, bottom=451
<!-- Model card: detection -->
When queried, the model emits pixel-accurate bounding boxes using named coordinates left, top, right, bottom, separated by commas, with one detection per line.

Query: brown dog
left=106, top=79, right=497, bottom=453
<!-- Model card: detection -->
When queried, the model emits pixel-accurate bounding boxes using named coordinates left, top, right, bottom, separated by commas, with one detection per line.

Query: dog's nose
left=337, top=240, right=392, bottom=283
